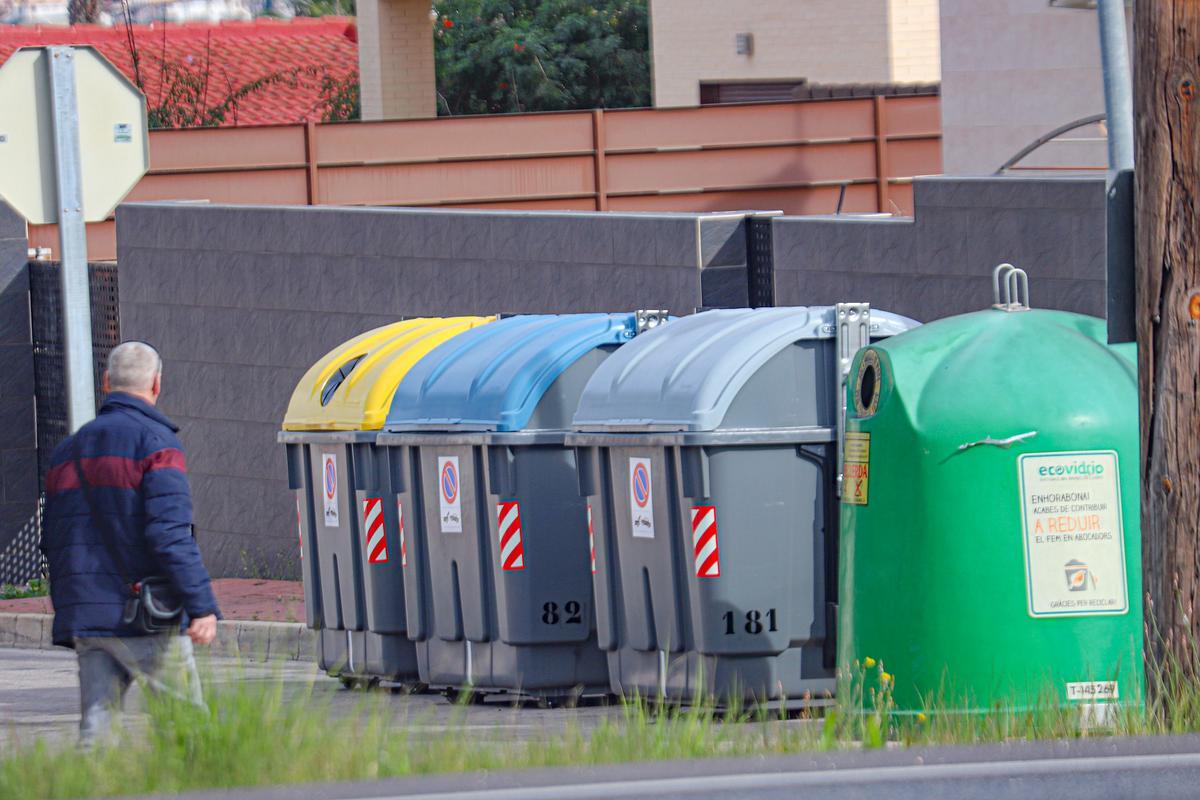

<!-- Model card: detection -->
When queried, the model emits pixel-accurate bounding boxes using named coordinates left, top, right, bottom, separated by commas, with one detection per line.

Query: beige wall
left=649, top=0, right=940, bottom=108
left=357, top=0, right=435, bottom=120
left=888, top=0, right=940, bottom=83
left=940, top=0, right=1118, bottom=174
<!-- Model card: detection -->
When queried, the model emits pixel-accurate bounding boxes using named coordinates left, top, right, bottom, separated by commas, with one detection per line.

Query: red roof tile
left=0, top=18, right=358, bottom=126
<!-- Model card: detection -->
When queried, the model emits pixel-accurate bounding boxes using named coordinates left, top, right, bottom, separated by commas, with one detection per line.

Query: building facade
left=939, top=0, right=1120, bottom=175
left=649, top=0, right=940, bottom=107
left=356, top=0, right=434, bottom=120
left=351, top=0, right=944, bottom=120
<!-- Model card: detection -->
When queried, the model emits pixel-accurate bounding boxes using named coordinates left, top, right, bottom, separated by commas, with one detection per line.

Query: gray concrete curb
left=0, top=612, right=316, bottom=662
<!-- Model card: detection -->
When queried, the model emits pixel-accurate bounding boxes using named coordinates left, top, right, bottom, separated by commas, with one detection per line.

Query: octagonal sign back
left=0, top=46, right=148, bottom=224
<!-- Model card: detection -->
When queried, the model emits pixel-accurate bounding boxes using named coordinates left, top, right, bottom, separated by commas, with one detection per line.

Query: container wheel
left=537, top=695, right=574, bottom=710
left=392, top=681, right=429, bottom=695
left=445, top=687, right=485, bottom=705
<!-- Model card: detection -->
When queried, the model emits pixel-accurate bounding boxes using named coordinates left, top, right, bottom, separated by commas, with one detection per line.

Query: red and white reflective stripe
left=363, top=497, right=388, bottom=564
left=691, top=505, right=720, bottom=578
left=497, top=500, right=525, bottom=571
left=397, top=498, right=407, bottom=568
left=587, top=503, right=596, bottom=574
left=296, top=495, right=303, bottom=560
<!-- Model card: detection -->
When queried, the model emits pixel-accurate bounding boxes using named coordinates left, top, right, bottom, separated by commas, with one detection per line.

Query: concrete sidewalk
left=0, top=579, right=315, bottom=662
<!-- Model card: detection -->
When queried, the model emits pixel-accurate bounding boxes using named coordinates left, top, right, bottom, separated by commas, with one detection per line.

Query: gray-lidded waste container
left=280, top=317, right=493, bottom=685
left=567, top=305, right=918, bottom=703
left=377, top=313, right=651, bottom=699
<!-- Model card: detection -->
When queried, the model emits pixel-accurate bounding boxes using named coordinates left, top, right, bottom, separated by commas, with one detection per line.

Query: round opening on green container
left=857, top=365, right=877, bottom=412
left=320, top=354, right=365, bottom=406
left=855, top=350, right=881, bottom=417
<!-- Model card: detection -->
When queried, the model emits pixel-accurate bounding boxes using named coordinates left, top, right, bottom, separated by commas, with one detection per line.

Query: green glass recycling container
left=838, top=306, right=1143, bottom=713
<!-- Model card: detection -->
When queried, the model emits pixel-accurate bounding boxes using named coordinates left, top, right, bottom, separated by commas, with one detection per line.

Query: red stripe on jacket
left=142, top=448, right=186, bottom=475
left=45, top=448, right=187, bottom=496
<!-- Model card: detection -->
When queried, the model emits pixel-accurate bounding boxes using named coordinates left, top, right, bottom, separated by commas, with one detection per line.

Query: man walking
left=41, top=341, right=221, bottom=743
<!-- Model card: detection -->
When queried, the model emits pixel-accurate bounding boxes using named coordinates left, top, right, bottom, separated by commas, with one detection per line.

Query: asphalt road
left=147, top=738, right=1200, bottom=800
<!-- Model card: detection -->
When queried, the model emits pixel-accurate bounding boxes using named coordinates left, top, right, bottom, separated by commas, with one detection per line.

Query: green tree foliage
left=292, top=0, right=356, bottom=18
left=319, top=70, right=362, bottom=121
left=433, top=0, right=650, bottom=115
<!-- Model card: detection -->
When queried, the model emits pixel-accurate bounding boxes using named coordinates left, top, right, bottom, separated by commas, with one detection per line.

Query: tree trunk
left=1135, top=1, right=1200, bottom=670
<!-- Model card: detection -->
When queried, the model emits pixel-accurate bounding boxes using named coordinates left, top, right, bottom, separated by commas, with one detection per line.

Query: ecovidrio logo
left=1037, top=460, right=1105, bottom=478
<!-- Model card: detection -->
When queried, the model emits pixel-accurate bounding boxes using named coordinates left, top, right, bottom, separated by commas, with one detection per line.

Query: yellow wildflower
left=917, top=712, right=927, bottom=723
left=881, top=671, right=893, bottom=684
left=864, top=657, right=876, bottom=669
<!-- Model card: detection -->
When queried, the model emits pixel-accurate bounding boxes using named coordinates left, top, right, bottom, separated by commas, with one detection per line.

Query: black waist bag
left=122, top=577, right=184, bottom=634
left=73, top=449, right=185, bottom=635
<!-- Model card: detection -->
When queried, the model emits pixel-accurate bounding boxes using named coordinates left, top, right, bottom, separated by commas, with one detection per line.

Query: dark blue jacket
left=41, top=393, right=220, bottom=646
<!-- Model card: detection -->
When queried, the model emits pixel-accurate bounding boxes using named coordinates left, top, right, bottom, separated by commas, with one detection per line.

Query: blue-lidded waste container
left=376, top=313, right=647, bottom=700
left=568, top=306, right=918, bottom=704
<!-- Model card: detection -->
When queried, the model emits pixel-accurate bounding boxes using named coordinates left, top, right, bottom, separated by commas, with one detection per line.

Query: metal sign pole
left=1096, top=0, right=1134, bottom=177
left=1094, top=0, right=1136, bottom=344
left=46, top=46, right=96, bottom=432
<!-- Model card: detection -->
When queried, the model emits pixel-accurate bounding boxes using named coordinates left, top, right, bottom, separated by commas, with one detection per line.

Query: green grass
left=6, top=651, right=1200, bottom=800
left=0, top=578, right=48, bottom=600
left=0, top=675, right=799, bottom=798
left=0, top=671, right=823, bottom=799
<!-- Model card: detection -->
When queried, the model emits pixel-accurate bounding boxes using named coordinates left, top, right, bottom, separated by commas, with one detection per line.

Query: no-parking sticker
left=629, top=457, right=655, bottom=538
left=322, top=453, right=339, bottom=527
left=438, top=456, right=463, bottom=533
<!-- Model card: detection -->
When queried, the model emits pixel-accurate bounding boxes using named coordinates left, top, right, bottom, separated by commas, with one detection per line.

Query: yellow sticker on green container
left=844, top=431, right=870, bottom=505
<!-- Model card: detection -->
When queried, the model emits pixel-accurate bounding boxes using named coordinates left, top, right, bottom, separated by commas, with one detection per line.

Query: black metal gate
left=28, top=261, right=121, bottom=489
left=746, top=214, right=777, bottom=308
left=0, top=262, right=120, bottom=585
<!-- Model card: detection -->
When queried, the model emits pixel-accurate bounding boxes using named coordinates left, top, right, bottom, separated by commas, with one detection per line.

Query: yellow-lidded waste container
left=280, top=316, right=493, bottom=686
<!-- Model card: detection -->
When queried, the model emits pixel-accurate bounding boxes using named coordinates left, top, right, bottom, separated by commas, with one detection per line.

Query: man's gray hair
left=107, top=341, right=162, bottom=393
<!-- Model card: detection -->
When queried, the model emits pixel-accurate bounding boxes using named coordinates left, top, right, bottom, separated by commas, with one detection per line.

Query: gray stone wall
left=0, top=202, right=35, bottom=553
left=772, top=176, right=1107, bottom=320
left=116, top=203, right=744, bottom=577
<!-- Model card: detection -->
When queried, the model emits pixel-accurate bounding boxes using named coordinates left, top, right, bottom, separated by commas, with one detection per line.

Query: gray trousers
left=76, top=635, right=203, bottom=744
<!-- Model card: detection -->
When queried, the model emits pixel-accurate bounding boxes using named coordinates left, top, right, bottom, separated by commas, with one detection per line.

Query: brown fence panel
left=882, top=94, right=943, bottom=183
left=149, top=125, right=308, bottom=170
left=451, top=197, right=600, bottom=211
left=129, top=170, right=311, bottom=205
left=314, top=113, right=598, bottom=206
left=607, top=184, right=880, bottom=215
left=27, top=95, right=941, bottom=260
left=884, top=183, right=915, bottom=216
left=28, top=221, right=115, bottom=259
left=602, top=99, right=877, bottom=150
left=881, top=94, right=941, bottom=139
left=606, top=142, right=878, bottom=195
left=887, top=139, right=943, bottom=181
left=318, top=156, right=596, bottom=206
left=316, top=112, right=594, bottom=164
